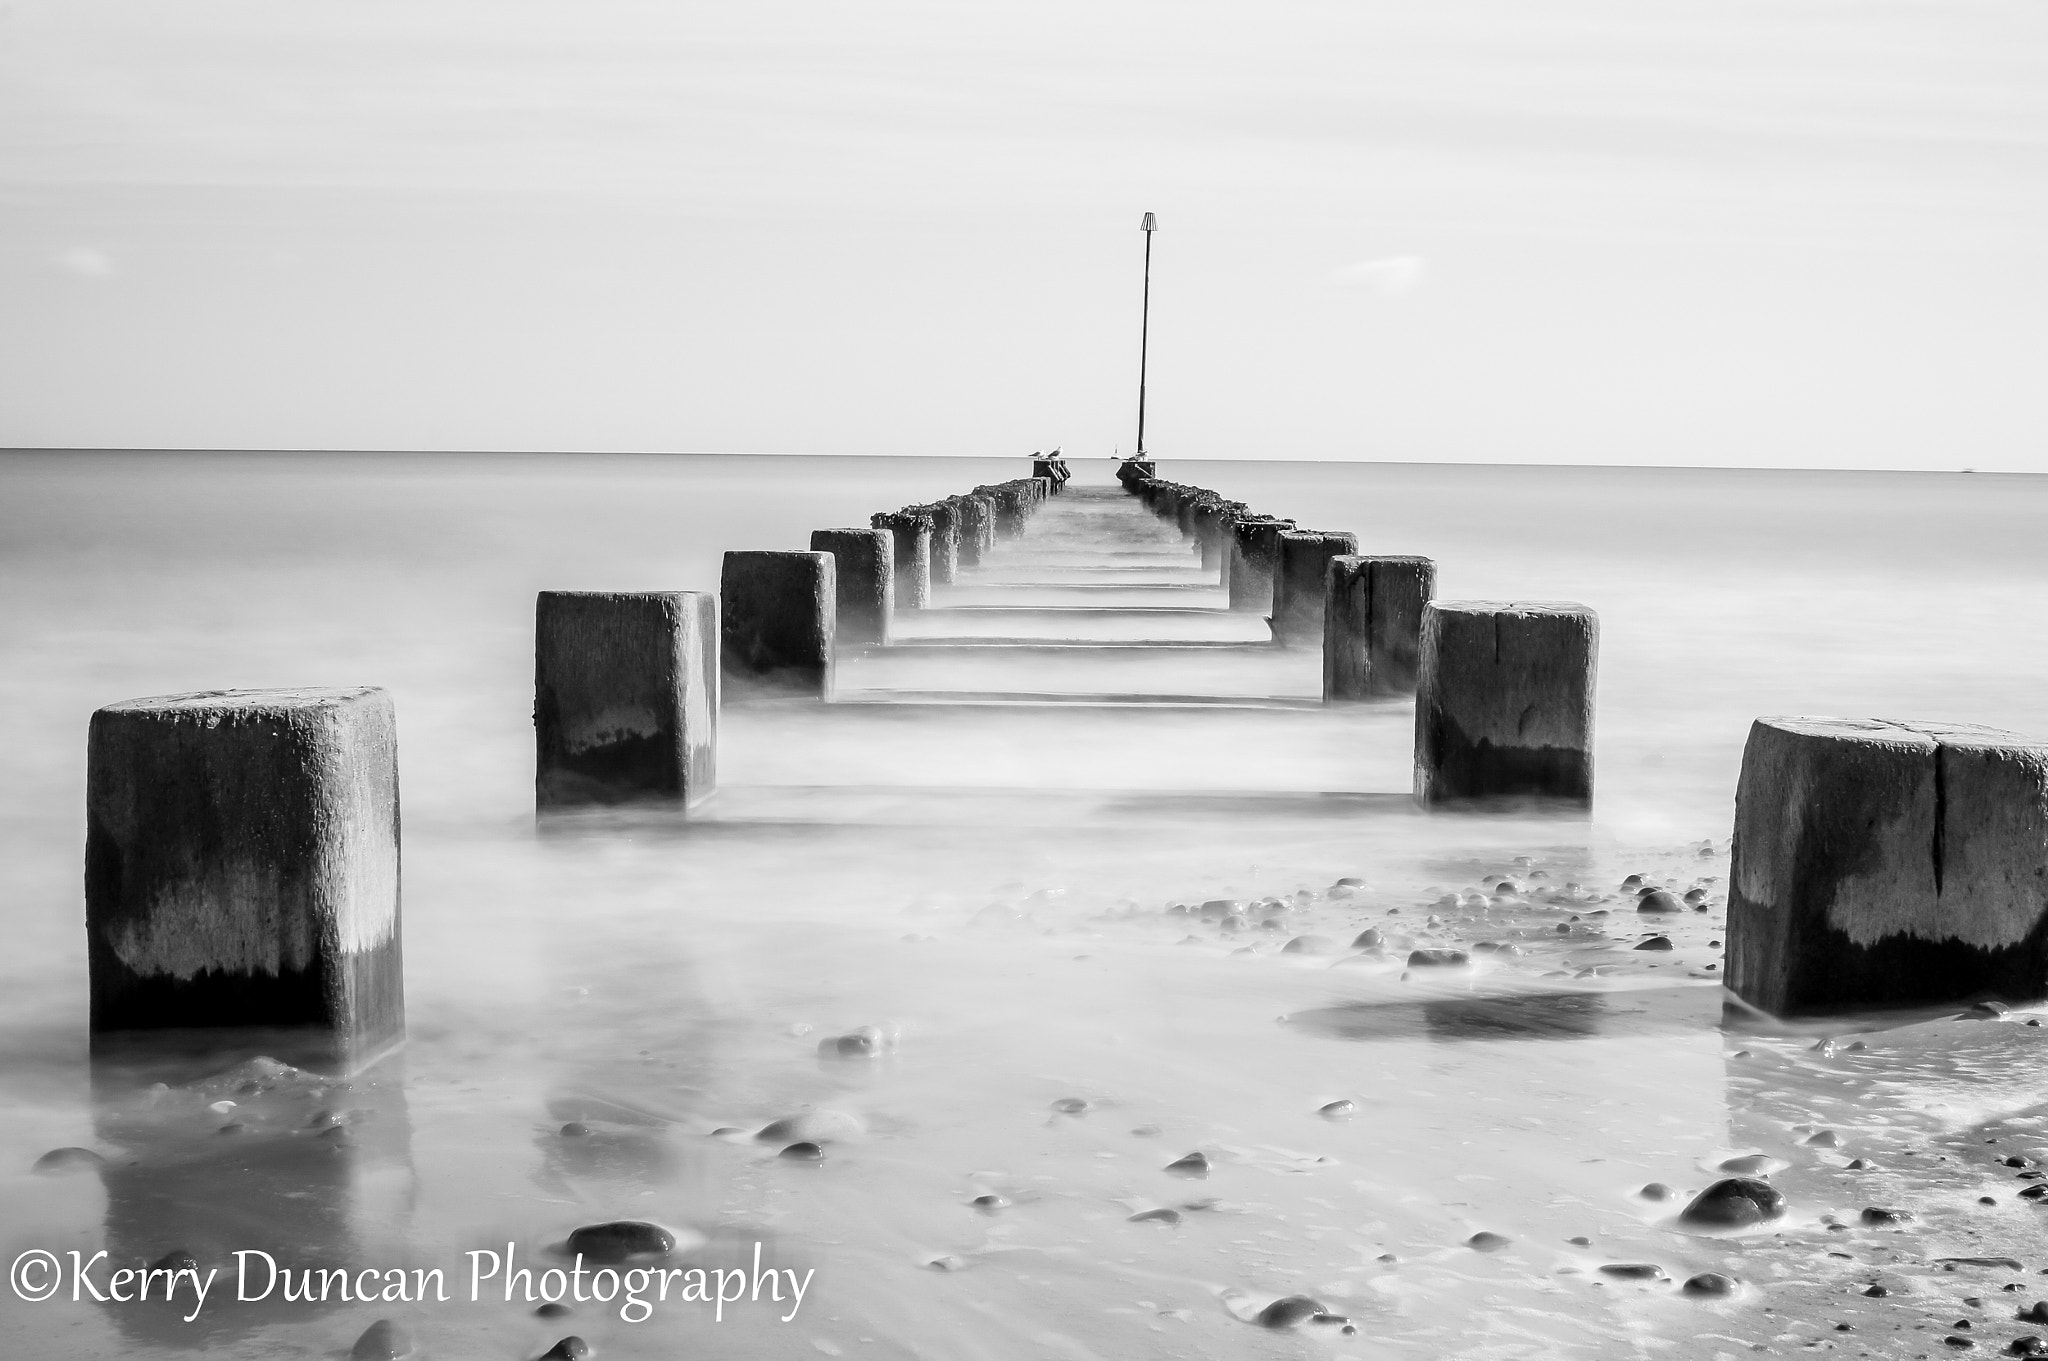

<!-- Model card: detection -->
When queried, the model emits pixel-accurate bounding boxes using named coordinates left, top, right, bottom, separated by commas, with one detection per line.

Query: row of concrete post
left=1117, top=465, right=1599, bottom=808
left=80, top=468, right=1067, bottom=1069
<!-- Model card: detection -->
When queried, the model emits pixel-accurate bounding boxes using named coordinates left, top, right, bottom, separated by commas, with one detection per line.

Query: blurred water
left=3, top=451, right=2048, bottom=1358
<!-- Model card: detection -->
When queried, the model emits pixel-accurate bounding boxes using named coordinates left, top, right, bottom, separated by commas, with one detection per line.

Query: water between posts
left=4, top=452, right=2048, bottom=1358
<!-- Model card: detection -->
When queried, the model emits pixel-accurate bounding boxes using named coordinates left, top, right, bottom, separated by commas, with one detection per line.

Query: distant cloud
left=1332, top=255, right=1425, bottom=296
left=56, top=246, right=115, bottom=278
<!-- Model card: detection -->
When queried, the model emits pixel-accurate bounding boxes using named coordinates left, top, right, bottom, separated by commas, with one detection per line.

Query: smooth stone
left=1199, top=899, right=1244, bottom=919
left=1718, top=1153, right=1784, bottom=1175
left=2019, top=1303, right=2048, bottom=1324
left=1599, top=1263, right=1668, bottom=1280
left=1256, top=1295, right=1336, bottom=1328
left=535, top=1302, right=572, bottom=1318
left=971, top=1194, right=1008, bottom=1211
left=1335, top=877, right=1365, bottom=888
left=779, top=1141, right=825, bottom=1161
left=756, top=1110, right=864, bottom=1144
left=1282, top=935, right=1336, bottom=955
left=2008, top=1338, right=2047, bottom=1357
left=1351, top=929, right=1384, bottom=950
left=540, top=1339, right=590, bottom=1361
left=1128, top=1208, right=1181, bottom=1224
left=1638, top=1182, right=1674, bottom=1201
left=1319, top=1099, right=1356, bottom=1119
left=1805, top=1130, right=1840, bottom=1147
left=1679, top=1178, right=1787, bottom=1228
left=1566, top=1236, right=1591, bottom=1246
left=1466, top=1231, right=1511, bottom=1252
left=1165, top=1151, right=1210, bottom=1178
left=565, top=1221, right=675, bottom=1262
left=33, top=1147, right=106, bottom=1175
left=1682, top=1272, right=1739, bottom=1297
left=1638, top=890, right=1684, bottom=914
left=1051, top=1097, right=1090, bottom=1114
left=560, top=1122, right=591, bottom=1137
left=1407, top=949, right=1470, bottom=968
left=351, top=1320, right=416, bottom=1361
left=1634, top=936, right=1674, bottom=951
left=1861, top=1206, right=1913, bottom=1227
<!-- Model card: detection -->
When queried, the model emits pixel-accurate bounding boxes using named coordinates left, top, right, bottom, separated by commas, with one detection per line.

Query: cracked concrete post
left=1413, top=601, right=1597, bottom=807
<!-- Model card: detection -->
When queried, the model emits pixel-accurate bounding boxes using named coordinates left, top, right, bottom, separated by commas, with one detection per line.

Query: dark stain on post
left=720, top=550, right=836, bottom=698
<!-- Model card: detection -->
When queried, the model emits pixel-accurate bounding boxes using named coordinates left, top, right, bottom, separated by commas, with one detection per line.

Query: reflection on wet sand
left=1289, top=982, right=1716, bottom=1044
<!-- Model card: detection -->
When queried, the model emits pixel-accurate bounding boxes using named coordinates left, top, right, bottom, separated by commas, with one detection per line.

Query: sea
left=3, top=450, right=2048, bottom=1359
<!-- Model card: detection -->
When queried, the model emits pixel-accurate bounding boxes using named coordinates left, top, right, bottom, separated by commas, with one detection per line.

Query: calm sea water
left=4, top=451, right=2048, bottom=1359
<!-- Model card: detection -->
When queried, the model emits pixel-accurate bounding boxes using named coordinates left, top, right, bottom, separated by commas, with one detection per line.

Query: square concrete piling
left=1228, top=518, right=1295, bottom=614
left=535, top=591, right=718, bottom=808
left=1727, top=717, right=2048, bottom=1015
left=870, top=511, right=933, bottom=608
left=953, top=496, right=994, bottom=568
left=86, top=687, right=403, bottom=1069
left=916, top=502, right=961, bottom=586
left=1413, top=601, right=1598, bottom=807
left=810, top=528, right=893, bottom=647
left=721, top=550, right=836, bottom=698
left=1270, top=531, right=1361, bottom=647
left=1324, top=555, right=1437, bottom=701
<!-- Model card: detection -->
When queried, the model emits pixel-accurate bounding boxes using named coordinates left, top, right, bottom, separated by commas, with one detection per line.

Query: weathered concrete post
left=917, top=502, right=961, bottom=586
left=1190, top=500, right=1241, bottom=574
left=976, top=486, right=1025, bottom=538
left=86, top=687, right=403, bottom=1068
left=869, top=510, right=932, bottom=608
left=1727, top=718, right=2048, bottom=1015
left=720, top=550, right=835, bottom=698
left=1413, top=601, right=1597, bottom=806
left=535, top=591, right=718, bottom=808
left=1324, top=555, right=1437, bottom=701
left=1228, top=517, right=1295, bottom=614
left=953, top=496, right=994, bottom=568
left=810, top=528, right=893, bottom=647
left=1270, top=530, right=1360, bottom=647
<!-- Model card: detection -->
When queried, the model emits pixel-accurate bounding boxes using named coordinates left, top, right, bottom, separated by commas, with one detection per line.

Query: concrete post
left=1323, top=555, right=1436, bottom=701
left=869, top=511, right=932, bottom=608
left=535, top=591, right=718, bottom=808
left=720, top=550, right=835, bottom=698
left=1228, top=517, right=1295, bottom=614
left=974, top=486, right=1025, bottom=538
left=1270, top=530, right=1360, bottom=647
left=915, top=502, right=961, bottom=586
left=1727, top=718, right=2048, bottom=1016
left=86, top=687, right=403, bottom=1069
left=1413, top=601, right=1597, bottom=806
left=809, top=528, right=893, bottom=647
left=952, top=496, right=994, bottom=568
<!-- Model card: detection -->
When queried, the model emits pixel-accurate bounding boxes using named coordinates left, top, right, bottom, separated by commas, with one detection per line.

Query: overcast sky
left=1, top=0, right=2043, bottom=468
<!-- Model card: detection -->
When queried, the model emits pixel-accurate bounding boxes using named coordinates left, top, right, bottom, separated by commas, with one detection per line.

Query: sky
left=1, top=0, right=2044, bottom=469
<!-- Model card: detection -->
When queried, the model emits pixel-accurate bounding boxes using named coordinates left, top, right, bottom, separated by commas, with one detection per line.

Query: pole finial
left=1140, top=211, right=1157, bottom=232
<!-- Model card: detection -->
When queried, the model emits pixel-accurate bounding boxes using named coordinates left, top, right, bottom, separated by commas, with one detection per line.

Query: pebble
left=1718, top=1153, right=1784, bottom=1175
left=1946, top=1337, right=1975, bottom=1350
left=1282, top=935, right=1336, bottom=955
left=536, top=1302, right=572, bottom=1318
left=1165, top=1152, right=1210, bottom=1179
left=756, top=1110, right=864, bottom=1144
left=1350, top=929, right=1384, bottom=950
left=565, top=1221, right=675, bottom=1262
left=149, top=1250, right=199, bottom=1273
left=350, top=1320, right=416, bottom=1361
left=1466, top=1231, right=1511, bottom=1252
left=1804, top=1130, right=1840, bottom=1147
left=31, top=1147, right=104, bottom=1175
left=1473, top=941, right=1521, bottom=955
left=560, top=1122, right=591, bottom=1137
left=1199, top=900, right=1244, bottom=919
left=1051, top=1097, right=1090, bottom=1114
left=1860, top=1207, right=1913, bottom=1227
left=821, top=1026, right=887, bottom=1057
left=1318, top=1099, right=1356, bottom=1119
left=971, top=1194, right=1008, bottom=1212
left=1638, top=1182, right=1674, bottom=1201
left=1678, top=1178, right=1786, bottom=1228
left=1638, top=890, right=1684, bottom=914
left=1406, top=949, right=1470, bottom=968
left=779, top=1141, right=825, bottom=1161
left=1599, top=1263, right=1667, bottom=1280
left=2020, top=1303, right=2048, bottom=1324
left=2007, top=1338, right=2047, bottom=1357
left=1566, top=1236, right=1591, bottom=1246
left=540, top=1338, right=590, bottom=1361
left=1128, top=1208, right=1181, bottom=1224
left=1847, top=1158, right=1875, bottom=1170
left=1256, top=1295, right=1337, bottom=1328
left=926, top=1255, right=967, bottom=1272
left=1634, top=936, right=1674, bottom=951
left=1683, top=1272, right=1739, bottom=1297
